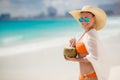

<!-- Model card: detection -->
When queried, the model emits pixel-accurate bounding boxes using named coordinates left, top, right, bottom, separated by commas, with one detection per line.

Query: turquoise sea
left=0, top=17, right=120, bottom=47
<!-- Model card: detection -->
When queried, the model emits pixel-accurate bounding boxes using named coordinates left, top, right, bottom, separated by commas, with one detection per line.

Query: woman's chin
left=83, top=26, right=88, bottom=30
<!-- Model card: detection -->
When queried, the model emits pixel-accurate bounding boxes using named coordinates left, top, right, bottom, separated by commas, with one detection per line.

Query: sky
left=0, top=0, right=119, bottom=17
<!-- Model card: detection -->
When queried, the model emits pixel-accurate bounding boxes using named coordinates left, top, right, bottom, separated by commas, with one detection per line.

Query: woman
left=64, top=6, right=109, bottom=80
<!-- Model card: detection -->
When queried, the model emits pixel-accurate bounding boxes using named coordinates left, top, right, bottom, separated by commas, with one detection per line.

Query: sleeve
left=84, top=31, right=98, bottom=61
left=83, top=30, right=110, bottom=80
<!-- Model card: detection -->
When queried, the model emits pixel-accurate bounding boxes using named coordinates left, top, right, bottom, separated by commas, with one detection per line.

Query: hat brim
left=69, top=7, right=107, bottom=31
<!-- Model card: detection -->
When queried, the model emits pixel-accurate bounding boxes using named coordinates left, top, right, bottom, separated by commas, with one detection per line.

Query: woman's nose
left=81, top=22, right=87, bottom=25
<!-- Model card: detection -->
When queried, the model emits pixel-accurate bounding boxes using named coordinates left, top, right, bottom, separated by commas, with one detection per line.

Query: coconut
left=64, top=46, right=77, bottom=58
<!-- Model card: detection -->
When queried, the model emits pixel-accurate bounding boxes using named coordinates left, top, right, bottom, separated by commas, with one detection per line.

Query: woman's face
left=79, top=12, right=95, bottom=31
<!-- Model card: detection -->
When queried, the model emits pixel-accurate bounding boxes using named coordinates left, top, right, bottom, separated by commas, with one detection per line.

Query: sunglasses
left=78, top=17, right=90, bottom=23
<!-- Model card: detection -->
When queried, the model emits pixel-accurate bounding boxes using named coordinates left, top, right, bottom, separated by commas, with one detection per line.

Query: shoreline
left=0, top=37, right=70, bottom=56
left=0, top=31, right=120, bottom=57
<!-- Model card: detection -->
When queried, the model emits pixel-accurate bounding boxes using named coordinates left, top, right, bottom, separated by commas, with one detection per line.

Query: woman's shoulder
left=80, top=29, right=98, bottom=42
left=86, top=29, right=98, bottom=38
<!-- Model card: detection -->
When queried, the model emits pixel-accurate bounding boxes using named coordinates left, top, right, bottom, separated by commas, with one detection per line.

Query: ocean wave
left=1, top=36, right=23, bottom=46
left=0, top=37, right=70, bottom=56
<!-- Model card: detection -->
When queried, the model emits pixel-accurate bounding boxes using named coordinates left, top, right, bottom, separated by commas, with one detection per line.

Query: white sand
left=108, top=66, right=120, bottom=80
left=0, top=34, right=120, bottom=80
left=103, top=34, right=120, bottom=80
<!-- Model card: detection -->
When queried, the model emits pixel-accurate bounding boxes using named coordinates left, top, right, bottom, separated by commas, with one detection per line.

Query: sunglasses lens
left=79, top=18, right=83, bottom=22
left=79, top=18, right=90, bottom=22
left=84, top=18, right=90, bottom=22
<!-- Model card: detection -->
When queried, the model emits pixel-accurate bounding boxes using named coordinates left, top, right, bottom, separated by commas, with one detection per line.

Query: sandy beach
left=0, top=33, right=120, bottom=80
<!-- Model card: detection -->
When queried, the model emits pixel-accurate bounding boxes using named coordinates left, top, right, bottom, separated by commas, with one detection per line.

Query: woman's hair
left=80, top=11, right=95, bottom=17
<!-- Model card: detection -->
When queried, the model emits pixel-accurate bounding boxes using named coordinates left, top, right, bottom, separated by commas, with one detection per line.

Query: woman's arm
left=65, top=30, right=98, bottom=63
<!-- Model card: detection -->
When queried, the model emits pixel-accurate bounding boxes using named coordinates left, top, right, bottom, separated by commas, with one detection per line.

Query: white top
left=81, top=29, right=110, bottom=80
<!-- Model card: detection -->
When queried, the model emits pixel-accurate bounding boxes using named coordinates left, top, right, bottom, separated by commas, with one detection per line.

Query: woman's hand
left=64, top=55, right=89, bottom=63
left=64, top=56, right=80, bottom=62
left=69, top=38, right=76, bottom=47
